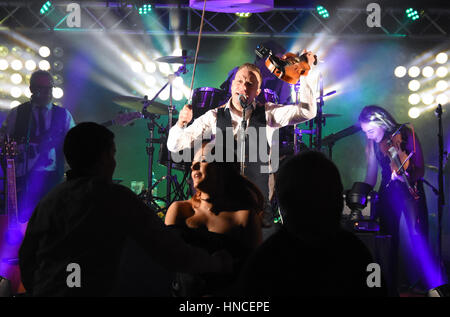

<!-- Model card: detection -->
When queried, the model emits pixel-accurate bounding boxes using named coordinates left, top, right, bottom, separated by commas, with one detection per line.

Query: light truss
left=0, top=2, right=449, bottom=40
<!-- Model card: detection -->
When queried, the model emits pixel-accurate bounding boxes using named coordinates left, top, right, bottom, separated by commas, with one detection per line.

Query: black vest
left=216, top=106, right=270, bottom=199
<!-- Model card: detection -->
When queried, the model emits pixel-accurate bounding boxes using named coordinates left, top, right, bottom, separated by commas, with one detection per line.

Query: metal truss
left=0, top=1, right=449, bottom=40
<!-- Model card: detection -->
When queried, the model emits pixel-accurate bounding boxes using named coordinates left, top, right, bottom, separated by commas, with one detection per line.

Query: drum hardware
left=321, top=124, right=361, bottom=159
left=191, top=87, right=229, bottom=119
left=112, top=96, right=174, bottom=115
left=154, top=55, right=213, bottom=64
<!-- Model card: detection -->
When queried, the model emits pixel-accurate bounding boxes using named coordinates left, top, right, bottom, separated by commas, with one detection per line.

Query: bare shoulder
left=165, top=200, right=194, bottom=225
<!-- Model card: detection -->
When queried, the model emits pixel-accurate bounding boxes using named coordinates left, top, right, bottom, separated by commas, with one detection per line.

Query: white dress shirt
left=167, top=71, right=319, bottom=153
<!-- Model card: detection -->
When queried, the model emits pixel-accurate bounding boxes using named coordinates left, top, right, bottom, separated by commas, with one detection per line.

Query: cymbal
left=155, top=55, right=213, bottom=64
left=113, top=96, right=176, bottom=115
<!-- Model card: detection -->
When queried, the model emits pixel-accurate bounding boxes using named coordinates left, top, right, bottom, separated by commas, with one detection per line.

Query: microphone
left=239, top=94, right=249, bottom=109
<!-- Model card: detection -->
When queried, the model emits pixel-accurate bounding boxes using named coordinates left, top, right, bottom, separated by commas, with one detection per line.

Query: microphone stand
left=315, top=73, right=324, bottom=151
left=435, top=103, right=446, bottom=281
left=239, top=101, right=248, bottom=176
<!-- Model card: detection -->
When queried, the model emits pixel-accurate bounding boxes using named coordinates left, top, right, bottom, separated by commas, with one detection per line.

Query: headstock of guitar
left=0, top=136, right=18, bottom=160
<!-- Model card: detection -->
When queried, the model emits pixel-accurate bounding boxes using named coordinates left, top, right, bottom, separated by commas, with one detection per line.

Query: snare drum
left=191, top=87, right=229, bottom=119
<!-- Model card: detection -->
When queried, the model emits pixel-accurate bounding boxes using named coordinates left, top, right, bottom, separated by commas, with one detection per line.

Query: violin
left=255, top=45, right=317, bottom=84
left=379, top=125, right=419, bottom=200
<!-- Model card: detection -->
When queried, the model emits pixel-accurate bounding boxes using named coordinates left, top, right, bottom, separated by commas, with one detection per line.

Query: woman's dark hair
left=191, top=141, right=264, bottom=215
left=358, top=105, right=399, bottom=133
left=64, top=122, right=114, bottom=172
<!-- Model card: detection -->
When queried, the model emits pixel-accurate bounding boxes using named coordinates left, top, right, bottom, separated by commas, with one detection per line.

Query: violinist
left=359, top=105, right=428, bottom=293
left=167, top=56, right=318, bottom=240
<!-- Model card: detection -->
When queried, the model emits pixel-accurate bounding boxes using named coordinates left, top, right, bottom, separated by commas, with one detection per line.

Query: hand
left=177, top=104, right=193, bottom=127
left=301, top=49, right=316, bottom=67
left=391, top=170, right=409, bottom=182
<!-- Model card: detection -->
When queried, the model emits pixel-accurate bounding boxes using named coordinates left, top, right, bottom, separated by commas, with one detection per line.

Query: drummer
left=167, top=58, right=318, bottom=239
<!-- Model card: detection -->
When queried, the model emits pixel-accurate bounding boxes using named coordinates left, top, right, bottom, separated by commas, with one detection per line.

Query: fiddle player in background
left=359, top=105, right=429, bottom=294
left=167, top=53, right=318, bottom=241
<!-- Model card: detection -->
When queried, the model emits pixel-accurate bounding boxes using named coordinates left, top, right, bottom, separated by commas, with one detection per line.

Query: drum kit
left=111, top=52, right=345, bottom=214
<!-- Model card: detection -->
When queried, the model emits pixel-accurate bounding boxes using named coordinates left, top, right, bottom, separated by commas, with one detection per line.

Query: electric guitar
left=0, top=137, right=27, bottom=295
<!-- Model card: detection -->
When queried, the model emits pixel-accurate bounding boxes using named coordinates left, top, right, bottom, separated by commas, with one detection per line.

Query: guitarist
left=359, top=105, right=429, bottom=294
left=1, top=70, right=75, bottom=223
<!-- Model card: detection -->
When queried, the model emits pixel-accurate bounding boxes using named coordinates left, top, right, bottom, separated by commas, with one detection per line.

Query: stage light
left=40, top=1, right=53, bottom=15
left=406, top=8, right=420, bottom=21
left=394, top=66, right=407, bottom=78
left=53, top=61, right=64, bottom=71
left=10, top=87, right=22, bottom=98
left=39, top=60, right=51, bottom=71
left=408, top=107, right=421, bottom=119
left=0, top=59, right=8, bottom=70
left=158, top=89, right=170, bottom=101
left=11, top=59, right=23, bottom=71
left=408, top=93, right=420, bottom=105
left=11, top=46, right=23, bottom=57
left=131, top=61, right=143, bottom=73
left=316, top=6, right=330, bottom=19
left=422, top=66, right=434, bottom=78
left=428, top=284, right=450, bottom=297
left=25, top=60, right=37, bottom=71
left=138, top=4, right=152, bottom=15
left=158, top=62, right=171, bottom=75
left=10, top=100, right=20, bottom=109
left=10, top=73, right=23, bottom=85
left=408, top=80, right=420, bottom=91
left=235, top=12, right=252, bottom=18
left=408, top=66, right=420, bottom=78
left=53, top=87, right=64, bottom=99
left=436, top=66, right=448, bottom=78
left=173, top=89, right=184, bottom=101
left=145, top=62, right=156, bottom=73
left=145, top=76, right=156, bottom=87
left=436, top=52, right=448, bottom=64
left=24, top=87, right=32, bottom=98
left=173, top=77, right=184, bottom=87
left=39, top=46, right=51, bottom=58
left=53, top=74, right=63, bottom=85
left=53, top=47, right=64, bottom=58
left=436, top=94, right=448, bottom=105
left=0, top=46, right=8, bottom=57
left=422, top=93, right=434, bottom=105
left=436, top=80, right=448, bottom=92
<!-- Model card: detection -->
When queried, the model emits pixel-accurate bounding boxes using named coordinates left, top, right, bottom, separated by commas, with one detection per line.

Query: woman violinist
left=359, top=105, right=428, bottom=293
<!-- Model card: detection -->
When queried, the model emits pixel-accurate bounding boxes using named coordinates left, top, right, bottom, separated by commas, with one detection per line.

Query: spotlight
left=138, top=4, right=152, bottom=15
left=408, top=80, right=420, bottom=91
left=11, top=46, right=23, bottom=57
left=53, top=61, right=64, bottom=71
left=11, top=60, right=23, bottom=71
left=145, top=76, right=156, bottom=87
left=235, top=12, right=252, bottom=18
left=408, top=93, right=420, bottom=105
left=40, top=1, right=53, bottom=15
left=0, top=59, right=8, bottom=71
left=436, top=94, right=448, bottom=105
left=394, top=66, right=407, bottom=78
left=145, top=62, right=156, bottom=73
left=25, top=60, right=37, bottom=71
left=9, top=100, right=21, bottom=109
left=0, top=46, right=8, bottom=57
left=406, top=8, right=420, bottom=21
left=39, top=46, right=51, bottom=58
left=10, top=87, right=22, bottom=98
left=131, top=61, right=143, bottom=73
left=428, top=284, right=450, bottom=297
left=436, top=52, right=448, bottom=64
left=10, top=73, right=23, bottom=85
left=158, top=89, right=170, bottom=101
left=158, top=62, right=171, bottom=75
left=173, top=89, right=184, bottom=101
left=436, top=66, right=448, bottom=78
left=408, top=66, right=420, bottom=78
left=436, top=80, right=448, bottom=92
left=408, top=107, right=421, bottom=119
left=39, top=60, right=51, bottom=71
left=422, top=66, right=434, bottom=78
left=53, top=74, right=64, bottom=85
left=53, top=87, right=64, bottom=99
left=316, top=6, right=330, bottom=19
left=24, top=87, right=32, bottom=98
left=53, top=47, right=64, bottom=58
left=421, top=93, right=434, bottom=105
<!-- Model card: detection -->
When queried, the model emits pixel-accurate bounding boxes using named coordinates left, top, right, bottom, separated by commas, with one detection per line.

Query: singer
left=167, top=58, right=317, bottom=240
